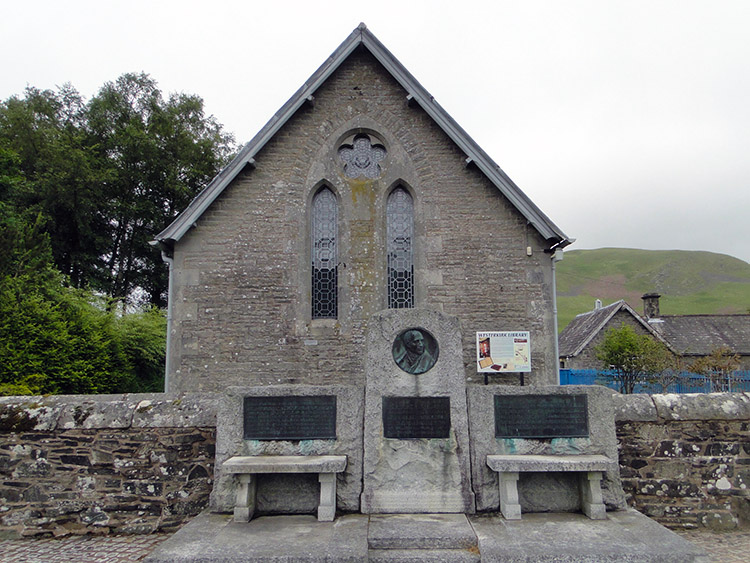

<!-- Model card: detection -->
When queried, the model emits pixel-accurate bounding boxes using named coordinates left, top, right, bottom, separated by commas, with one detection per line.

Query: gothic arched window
left=386, top=186, right=414, bottom=309
left=311, top=187, right=338, bottom=318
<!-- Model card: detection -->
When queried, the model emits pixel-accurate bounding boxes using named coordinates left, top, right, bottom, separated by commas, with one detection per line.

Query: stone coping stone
left=0, top=393, right=218, bottom=431
left=143, top=511, right=369, bottom=563
left=612, top=393, right=658, bottom=422
left=486, top=454, right=617, bottom=473
left=58, top=399, right=135, bottom=429
left=652, top=392, right=750, bottom=421
left=368, top=514, right=477, bottom=550
left=131, top=395, right=218, bottom=428
left=0, top=399, right=64, bottom=431
left=470, top=508, right=709, bottom=562
left=223, top=455, right=347, bottom=474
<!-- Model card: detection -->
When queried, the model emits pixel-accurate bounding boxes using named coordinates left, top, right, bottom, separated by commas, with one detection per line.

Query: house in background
left=559, top=293, right=750, bottom=370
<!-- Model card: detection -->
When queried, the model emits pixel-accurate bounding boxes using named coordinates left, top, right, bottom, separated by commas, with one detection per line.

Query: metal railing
left=560, top=369, right=750, bottom=394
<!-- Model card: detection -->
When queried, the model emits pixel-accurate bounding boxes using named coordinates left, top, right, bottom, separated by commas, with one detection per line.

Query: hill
left=556, top=248, right=750, bottom=332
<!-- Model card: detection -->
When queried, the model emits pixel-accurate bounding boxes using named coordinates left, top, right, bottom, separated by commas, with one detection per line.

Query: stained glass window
left=338, top=134, right=386, bottom=179
left=387, top=187, right=414, bottom=309
left=312, top=187, right=338, bottom=318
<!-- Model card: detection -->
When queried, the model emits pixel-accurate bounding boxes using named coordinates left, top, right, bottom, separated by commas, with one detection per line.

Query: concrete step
left=368, top=513, right=478, bottom=550
left=369, top=548, right=481, bottom=563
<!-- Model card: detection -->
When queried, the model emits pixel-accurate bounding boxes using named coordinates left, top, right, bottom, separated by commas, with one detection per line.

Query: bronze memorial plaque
left=494, top=394, right=589, bottom=438
left=392, top=328, right=439, bottom=375
left=382, top=396, right=451, bottom=439
left=243, top=396, right=337, bottom=440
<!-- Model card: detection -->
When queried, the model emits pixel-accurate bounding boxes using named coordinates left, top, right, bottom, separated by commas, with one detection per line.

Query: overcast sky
left=3, top=1, right=749, bottom=263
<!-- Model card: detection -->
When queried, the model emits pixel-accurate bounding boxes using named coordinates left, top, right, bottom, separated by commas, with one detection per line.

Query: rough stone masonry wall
left=168, top=47, right=558, bottom=393
left=614, top=392, right=750, bottom=530
left=2, top=392, right=749, bottom=538
left=0, top=394, right=216, bottom=539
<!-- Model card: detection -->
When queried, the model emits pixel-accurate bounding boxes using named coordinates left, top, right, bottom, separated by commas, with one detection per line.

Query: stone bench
left=486, top=454, right=617, bottom=520
left=223, top=455, right=347, bottom=522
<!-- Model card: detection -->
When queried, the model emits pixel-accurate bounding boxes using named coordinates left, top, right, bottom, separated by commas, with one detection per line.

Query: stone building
left=559, top=293, right=750, bottom=370
left=152, top=24, right=571, bottom=393
left=558, top=299, right=672, bottom=370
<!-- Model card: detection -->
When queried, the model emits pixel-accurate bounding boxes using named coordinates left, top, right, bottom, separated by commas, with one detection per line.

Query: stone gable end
left=168, top=47, right=559, bottom=392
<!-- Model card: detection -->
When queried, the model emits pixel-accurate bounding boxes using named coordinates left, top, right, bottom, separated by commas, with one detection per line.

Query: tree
left=0, top=75, right=235, bottom=306
left=595, top=324, right=675, bottom=394
left=86, top=73, right=235, bottom=306
left=0, top=86, right=107, bottom=289
left=0, top=209, right=167, bottom=396
left=0, top=74, right=231, bottom=394
left=691, top=347, right=741, bottom=392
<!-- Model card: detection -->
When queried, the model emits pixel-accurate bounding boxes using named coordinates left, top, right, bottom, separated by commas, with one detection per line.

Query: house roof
left=559, top=299, right=750, bottom=360
left=153, top=23, right=571, bottom=251
left=657, top=315, right=750, bottom=356
left=558, top=300, right=671, bottom=358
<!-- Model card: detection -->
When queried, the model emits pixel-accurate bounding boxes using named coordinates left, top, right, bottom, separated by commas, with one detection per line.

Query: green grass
left=556, top=248, right=750, bottom=332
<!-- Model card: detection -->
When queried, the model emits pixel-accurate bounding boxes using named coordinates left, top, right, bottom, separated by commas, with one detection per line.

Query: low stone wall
left=614, top=392, right=750, bottom=530
left=0, top=394, right=216, bottom=538
left=2, top=391, right=749, bottom=538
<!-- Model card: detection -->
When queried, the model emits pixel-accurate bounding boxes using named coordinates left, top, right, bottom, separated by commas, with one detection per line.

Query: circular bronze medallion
left=392, top=328, right=439, bottom=374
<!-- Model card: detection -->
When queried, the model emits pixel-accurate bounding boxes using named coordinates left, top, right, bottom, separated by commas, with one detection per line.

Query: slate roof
left=558, top=300, right=670, bottom=358
left=559, top=302, right=750, bottom=360
left=657, top=315, right=750, bottom=356
left=153, top=23, right=570, bottom=252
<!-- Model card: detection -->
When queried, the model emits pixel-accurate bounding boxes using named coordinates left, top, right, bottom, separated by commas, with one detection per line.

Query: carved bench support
left=223, top=455, right=347, bottom=523
left=234, top=474, right=256, bottom=522
left=487, top=454, right=616, bottom=521
left=498, top=471, right=521, bottom=520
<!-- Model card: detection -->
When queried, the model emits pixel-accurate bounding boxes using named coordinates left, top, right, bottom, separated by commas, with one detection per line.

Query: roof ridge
left=153, top=23, right=570, bottom=250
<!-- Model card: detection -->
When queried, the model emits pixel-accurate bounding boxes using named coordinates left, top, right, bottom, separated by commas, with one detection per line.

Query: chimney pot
left=642, top=293, right=661, bottom=318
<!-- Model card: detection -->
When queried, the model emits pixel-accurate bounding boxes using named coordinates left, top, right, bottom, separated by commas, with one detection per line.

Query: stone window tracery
left=338, top=134, right=386, bottom=179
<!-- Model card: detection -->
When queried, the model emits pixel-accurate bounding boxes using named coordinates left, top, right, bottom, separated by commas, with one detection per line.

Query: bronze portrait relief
left=392, top=328, right=439, bottom=374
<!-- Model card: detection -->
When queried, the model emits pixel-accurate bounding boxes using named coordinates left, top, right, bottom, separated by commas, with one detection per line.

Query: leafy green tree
left=595, top=324, right=675, bottom=393
left=115, top=307, right=167, bottom=392
left=0, top=207, right=121, bottom=395
left=0, top=169, right=165, bottom=395
left=0, top=73, right=230, bottom=394
left=86, top=73, right=234, bottom=306
left=691, top=347, right=741, bottom=392
left=0, top=75, right=234, bottom=306
left=0, top=86, right=107, bottom=289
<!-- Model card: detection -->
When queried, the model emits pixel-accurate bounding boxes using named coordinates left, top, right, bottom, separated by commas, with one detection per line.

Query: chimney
left=642, top=293, right=661, bottom=318
left=594, top=299, right=602, bottom=310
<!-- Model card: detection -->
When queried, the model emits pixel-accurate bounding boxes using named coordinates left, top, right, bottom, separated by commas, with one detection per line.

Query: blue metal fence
left=560, top=369, right=750, bottom=394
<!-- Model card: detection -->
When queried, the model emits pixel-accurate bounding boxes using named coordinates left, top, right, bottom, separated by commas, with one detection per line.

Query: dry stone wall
left=0, top=394, right=216, bottom=539
left=615, top=392, right=750, bottom=530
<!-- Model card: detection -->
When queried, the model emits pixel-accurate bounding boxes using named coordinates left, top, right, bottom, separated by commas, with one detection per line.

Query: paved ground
left=673, top=529, right=750, bottom=563
left=0, top=527, right=747, bottom=562
left=0, top=533, right=171, bottom=562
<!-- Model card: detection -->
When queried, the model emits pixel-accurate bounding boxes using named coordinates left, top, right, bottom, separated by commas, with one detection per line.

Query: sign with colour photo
left=476, top=331, right=531, bottom=373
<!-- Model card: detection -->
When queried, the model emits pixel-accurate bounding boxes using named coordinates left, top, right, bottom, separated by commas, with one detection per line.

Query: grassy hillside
left=556, top=248, right=750, bottom=332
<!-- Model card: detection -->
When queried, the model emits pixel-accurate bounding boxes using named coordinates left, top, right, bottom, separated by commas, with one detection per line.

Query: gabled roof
left=658, top=315, right=750, bottom=356
left=558, top=300, right=671, bottom=358
left=153, top=23, right=570, bottom=250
